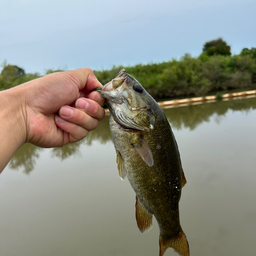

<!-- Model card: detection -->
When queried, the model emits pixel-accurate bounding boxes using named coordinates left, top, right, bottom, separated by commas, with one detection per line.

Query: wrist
left=0, top=87, right=27, bottom=171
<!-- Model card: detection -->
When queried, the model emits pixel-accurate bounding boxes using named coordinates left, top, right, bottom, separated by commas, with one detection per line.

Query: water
left=1, top=97, right=256, bottom=256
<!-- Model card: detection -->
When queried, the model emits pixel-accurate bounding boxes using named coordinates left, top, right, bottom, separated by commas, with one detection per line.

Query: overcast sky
left=0, top=0, right=255, bottom=74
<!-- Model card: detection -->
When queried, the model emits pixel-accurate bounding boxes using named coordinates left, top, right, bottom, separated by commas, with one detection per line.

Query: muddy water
left=1, top=97, right=256, bottom=256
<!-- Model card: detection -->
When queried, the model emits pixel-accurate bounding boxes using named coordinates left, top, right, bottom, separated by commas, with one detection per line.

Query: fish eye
left=133, top=84, right=143, bottom=93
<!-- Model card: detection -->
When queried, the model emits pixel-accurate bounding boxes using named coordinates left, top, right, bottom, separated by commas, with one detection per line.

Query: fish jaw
left=98, top=70, right=155, bottom=131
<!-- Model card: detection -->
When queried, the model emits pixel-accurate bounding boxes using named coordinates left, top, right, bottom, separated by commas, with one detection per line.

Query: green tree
left=203, top=38, right=231, bottom=56
left=0, top=62, right=41, bottom=91
left=1, top=64, right=25, bottom=83
left=0, top=64, right=26, bottom=90
left=240, top=47, right=256, bottom=59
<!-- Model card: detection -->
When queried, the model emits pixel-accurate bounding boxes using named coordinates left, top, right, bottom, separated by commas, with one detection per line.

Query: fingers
left=88, top=91, right=105, bottom=107
left=55, top=116, right=89, bottom=143
left=64, top=68, right=105, bottom=107
left=75, top=98, right=105, bottom=121
left=55, top=99, right=105, bottom=143
left=65, top=68, right=102, bottom=91
left=59, top=101, right=105, bottom=130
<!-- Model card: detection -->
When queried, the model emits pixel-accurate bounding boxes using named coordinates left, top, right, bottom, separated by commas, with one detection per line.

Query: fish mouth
left=104, top=69, right=127, bottom=91
left=96, top=69, right=151, bottom=131
left=95, top=70, right=128, bottom=104
left=91, top=69, right=127, bottom=93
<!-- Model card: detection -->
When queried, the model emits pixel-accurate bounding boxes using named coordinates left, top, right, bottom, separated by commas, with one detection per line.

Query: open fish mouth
left=95, top=70, right=153, bottom=131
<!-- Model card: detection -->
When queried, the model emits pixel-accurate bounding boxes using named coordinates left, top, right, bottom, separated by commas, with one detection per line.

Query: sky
left=0, top=0, right=255, bottom=74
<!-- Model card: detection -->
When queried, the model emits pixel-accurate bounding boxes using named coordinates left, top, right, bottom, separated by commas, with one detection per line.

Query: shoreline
left=158, top=90, right=256, bottom=109
left=104, top=89, right=256, bottom=114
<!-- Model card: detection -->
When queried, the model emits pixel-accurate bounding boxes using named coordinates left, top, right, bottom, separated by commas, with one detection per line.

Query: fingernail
left=60, top=106, right=73, bottom=117
left=76, top=98, right=89, bottom=110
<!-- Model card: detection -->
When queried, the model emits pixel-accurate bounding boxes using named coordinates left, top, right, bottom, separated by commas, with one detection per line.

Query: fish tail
left=159, top=230, right=189, bottom=256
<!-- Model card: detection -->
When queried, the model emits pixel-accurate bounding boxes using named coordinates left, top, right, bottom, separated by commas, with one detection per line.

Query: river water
left=1, top=97, right=256, bottom=256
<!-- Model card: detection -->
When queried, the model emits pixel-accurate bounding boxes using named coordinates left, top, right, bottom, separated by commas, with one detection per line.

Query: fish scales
left=98, top=69, right=189, bottom=256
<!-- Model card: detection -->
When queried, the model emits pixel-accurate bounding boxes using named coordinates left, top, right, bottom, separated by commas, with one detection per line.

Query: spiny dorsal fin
left=135, top=196, right=153, bottom=233
left=116, top=151, right=127, bottom=180
left=133, top=137, right=154, bottom=167
left=159, top=230, right=189, bottom=256
left=182, top=169, right=187, bottom=188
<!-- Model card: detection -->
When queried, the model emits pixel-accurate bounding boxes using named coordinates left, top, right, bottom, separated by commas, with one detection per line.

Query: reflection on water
left=9, top=97, right=256, bottom=173
left=165, top=97, right=256, bottom=130
left=9, top=143, right=43, bottom=174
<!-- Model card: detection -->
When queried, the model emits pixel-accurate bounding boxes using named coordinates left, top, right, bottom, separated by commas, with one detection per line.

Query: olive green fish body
left=99, top=69, right=189, bottom=256
left=110, top=104, right=182, bottom=238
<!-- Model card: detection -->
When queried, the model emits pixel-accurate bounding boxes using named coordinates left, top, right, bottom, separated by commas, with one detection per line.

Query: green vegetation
left=95, top=52, right=256, bottom=100
left=0, top=61, right=40, bottom=90
left=203, top=38, right=231, bottom=56
left=1, top=38, right=256, bottom=100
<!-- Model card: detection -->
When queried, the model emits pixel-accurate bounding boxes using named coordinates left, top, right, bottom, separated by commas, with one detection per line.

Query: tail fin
left=159, top=230, right=189, bottom=256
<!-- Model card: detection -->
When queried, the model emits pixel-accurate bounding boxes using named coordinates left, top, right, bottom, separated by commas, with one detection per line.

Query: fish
left=97, top=69, right=189, bottom=256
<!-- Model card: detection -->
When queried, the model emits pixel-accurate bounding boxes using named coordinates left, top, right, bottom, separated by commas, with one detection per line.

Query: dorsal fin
left=135, top=196, right=153, bottom=233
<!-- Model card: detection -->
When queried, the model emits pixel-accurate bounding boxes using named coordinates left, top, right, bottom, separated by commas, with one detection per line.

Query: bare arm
left=0, top=68, right=105, bottom=172
left=0, top=87, right=27, bottom=171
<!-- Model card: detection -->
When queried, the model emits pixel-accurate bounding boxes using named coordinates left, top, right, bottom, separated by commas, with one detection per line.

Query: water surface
left=1, top=97, right=256, bottom=256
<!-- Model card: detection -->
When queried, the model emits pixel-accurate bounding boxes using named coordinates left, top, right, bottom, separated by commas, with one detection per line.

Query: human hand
left=22, top=68, right=105, bottom=147
left=0, top=68, right=105, bottom=171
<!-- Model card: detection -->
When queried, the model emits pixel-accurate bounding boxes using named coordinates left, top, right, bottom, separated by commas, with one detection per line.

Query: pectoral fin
left=116, top=151, right=127, bottom=180
left=133, top=137, right=154, bottom=167
left=135, top=196, right=153, bottom=233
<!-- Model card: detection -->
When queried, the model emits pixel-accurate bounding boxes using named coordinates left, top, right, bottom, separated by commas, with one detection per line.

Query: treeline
left=1, top=39, right=256, bottom=100
left=94, top=46, right=256, bottom=100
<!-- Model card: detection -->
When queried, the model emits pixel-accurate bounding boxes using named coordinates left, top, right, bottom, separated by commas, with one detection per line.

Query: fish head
left=99, top=69, right=156, bottom=131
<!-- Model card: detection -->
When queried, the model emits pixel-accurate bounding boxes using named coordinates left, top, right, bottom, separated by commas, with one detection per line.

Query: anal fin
left=159, top=230, right=189, bottom=256
left=116, top=151, right=127, bottom=180
left=135, top=196, right=153, bottom=233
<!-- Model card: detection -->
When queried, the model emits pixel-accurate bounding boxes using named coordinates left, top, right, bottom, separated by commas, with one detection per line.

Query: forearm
left=0, top=87, right=27, bottom=172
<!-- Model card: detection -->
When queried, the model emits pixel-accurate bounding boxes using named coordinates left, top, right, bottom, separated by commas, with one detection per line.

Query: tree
left=240, top=47, right=256, bottom=59
left=1, top=64, right=25, bottom=83
left=0, top=64, right=26, bottom=90
left=203, top=38, right=231, bottom=56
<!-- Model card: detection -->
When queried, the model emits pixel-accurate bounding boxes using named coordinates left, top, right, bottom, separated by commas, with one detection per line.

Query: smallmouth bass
left=98, top=69, right=189, bottom=256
